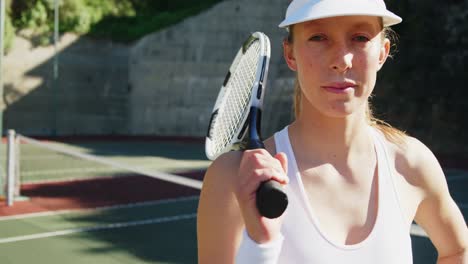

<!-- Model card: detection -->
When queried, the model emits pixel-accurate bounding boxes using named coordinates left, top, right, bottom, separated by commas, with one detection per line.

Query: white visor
left=279, top=0, right=402, bottom=28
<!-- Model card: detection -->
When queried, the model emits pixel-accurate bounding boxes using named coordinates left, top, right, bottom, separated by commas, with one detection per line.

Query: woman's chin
left=321, top=103, right=361, bottom=118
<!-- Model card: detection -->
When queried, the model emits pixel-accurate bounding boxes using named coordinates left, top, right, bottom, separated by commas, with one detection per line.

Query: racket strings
left=221, top=44, right=259, bottom=138
left=211, top=41, right=262, bottom=154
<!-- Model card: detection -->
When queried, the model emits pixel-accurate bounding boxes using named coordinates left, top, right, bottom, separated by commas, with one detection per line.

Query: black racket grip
left=248, top=138, right=288, bottom=219
left=256, top=180, right=288, bottom=219
left=247, top=137, right=288, bottom=219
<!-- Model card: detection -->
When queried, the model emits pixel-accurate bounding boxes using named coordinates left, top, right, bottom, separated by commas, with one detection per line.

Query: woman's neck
left=289, top=107, right=373, bottom=164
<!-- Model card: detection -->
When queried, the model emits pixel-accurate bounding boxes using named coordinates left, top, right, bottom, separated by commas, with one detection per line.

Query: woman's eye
left=308, top=35, right=326, bottom=41
left=353, top=35, right=370, bottom=42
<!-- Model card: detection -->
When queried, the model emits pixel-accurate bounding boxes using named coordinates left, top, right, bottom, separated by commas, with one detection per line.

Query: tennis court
left=0, top=136, right=466, bottom=263
left=0, top=197, right=199, bottom=263
left=0, top=135, right=207, bottom=263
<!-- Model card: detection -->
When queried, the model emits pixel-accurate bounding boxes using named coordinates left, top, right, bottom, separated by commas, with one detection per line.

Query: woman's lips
left=322, top=82, right=357, bottom=94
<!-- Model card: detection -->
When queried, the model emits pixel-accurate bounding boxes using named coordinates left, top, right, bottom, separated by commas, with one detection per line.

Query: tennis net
left=2, top=130, right=205, bottom=207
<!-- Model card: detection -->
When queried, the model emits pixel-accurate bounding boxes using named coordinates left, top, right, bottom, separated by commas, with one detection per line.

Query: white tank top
left=274, top=126, right=413, bottom=263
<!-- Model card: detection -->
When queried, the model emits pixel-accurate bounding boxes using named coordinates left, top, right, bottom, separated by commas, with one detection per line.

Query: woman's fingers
left=236, top=149, right=289, bottom=201
left=239, top=149, right=289, bottom=187
left=274, top=152, right=288, bottom=175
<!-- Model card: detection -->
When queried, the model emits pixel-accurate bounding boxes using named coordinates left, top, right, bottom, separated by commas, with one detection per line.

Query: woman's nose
left=329, top=43, right=353, bottom=73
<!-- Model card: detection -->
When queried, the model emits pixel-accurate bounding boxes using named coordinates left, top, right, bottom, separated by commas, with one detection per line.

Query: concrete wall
left=4, top=0, right=296, bottom=138
left=128, top=0, right=295, bottom=138
left=4, top=32, right=130, bottom=136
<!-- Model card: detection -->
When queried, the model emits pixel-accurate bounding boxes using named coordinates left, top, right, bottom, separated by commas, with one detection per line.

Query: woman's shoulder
left=383, top=133, right=446, bottom=191
left=205, top=150, right=243, bottom=186
left=385, top=134, right=436, bottom=169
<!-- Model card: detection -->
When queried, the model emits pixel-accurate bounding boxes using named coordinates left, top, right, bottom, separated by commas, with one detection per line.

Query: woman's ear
left=283, top=39, right=297, bottom=71
left=377, top=38, right=391, bottom=71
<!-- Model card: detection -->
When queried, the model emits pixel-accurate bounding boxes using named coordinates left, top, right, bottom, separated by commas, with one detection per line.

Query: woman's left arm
left=408, top=138, right=468, bottom=263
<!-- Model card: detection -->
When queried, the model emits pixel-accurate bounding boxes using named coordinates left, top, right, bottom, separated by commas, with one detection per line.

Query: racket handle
left=256, top=180, right=288, bottom=219
left=247, top=138, right=288, bottom=218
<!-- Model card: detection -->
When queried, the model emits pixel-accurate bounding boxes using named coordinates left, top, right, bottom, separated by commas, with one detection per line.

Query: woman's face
left=284, top=16, right=390, bottom=118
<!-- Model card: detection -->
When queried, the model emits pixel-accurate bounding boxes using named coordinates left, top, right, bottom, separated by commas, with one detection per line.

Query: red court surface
left=0, top=171, right=204, bottom=216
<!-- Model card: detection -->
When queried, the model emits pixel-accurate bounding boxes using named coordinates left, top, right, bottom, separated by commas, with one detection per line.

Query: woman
left=197, top=0, right=468, bottom=263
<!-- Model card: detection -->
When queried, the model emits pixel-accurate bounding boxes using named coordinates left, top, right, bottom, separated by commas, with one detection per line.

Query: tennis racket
left=205, top=32, right=288, bottom=219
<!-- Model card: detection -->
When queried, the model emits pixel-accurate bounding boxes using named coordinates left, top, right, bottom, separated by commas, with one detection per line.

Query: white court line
left=0, top=213, right=196, bottom=244
left=22, top=174, right=129, bottom=185
left=0, top=216, right=429, bottom=244
left=0, top=196, right=199, bottom=221
left=22, top=168, right=207, bottom=185
left=22, top=167, right=126, bottom=177
left=22, top=164, right=207, bottom=178
left=410, top=224, right=428, bottom=238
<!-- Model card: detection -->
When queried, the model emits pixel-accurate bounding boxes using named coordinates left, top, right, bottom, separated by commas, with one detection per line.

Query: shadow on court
left=64, top=198, right=199, bottom=263
left=75, top=215, right=198, bottom=263
left=0, top=198, right=200, bottom=264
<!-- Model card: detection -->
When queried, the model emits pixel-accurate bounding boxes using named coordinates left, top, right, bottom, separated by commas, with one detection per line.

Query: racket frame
left=205, top=32, right=271, bottom=160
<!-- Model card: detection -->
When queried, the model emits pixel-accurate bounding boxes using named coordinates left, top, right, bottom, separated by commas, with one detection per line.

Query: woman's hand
left=234, top=149, right=289, bottom=244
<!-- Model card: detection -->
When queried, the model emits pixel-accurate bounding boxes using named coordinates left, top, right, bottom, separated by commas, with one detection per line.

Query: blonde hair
left=288, top=25, right=407, bottom=144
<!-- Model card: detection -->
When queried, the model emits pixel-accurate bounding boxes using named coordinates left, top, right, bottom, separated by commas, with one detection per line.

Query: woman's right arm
left=197, top=152, right=244, bottom=264
left=197, top=148, right=289, bottom=263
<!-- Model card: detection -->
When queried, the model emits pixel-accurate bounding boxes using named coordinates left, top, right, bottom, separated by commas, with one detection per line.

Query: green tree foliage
left=4, top=4, right=15, bottom=53
left=8, top=0, right=222, bottom=44
left=85, top=0, right=223, bottom=42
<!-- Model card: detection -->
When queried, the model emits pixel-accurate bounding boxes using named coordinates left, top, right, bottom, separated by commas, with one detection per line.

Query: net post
left=6, top=129, right=16, bottom=206
left=14, top=132, right=20, bottom=197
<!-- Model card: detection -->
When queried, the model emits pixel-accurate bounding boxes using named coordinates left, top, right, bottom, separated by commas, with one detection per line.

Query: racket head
left=205, top=32, right=271, bottom=160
